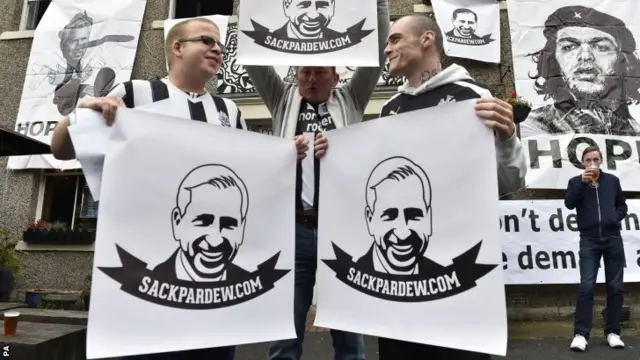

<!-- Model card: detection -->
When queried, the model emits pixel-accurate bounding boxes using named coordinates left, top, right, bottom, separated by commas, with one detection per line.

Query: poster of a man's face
left=169, top=165, right=249, bottom=282
left=283, top=0, right=336, bottom=39
left=60, top=13, right=92, bottom=63
left=364, top=157, right=432, bottom=275
left=522, top=5, right=640, bottom=136
left=450, top=8, right=478, bottom=38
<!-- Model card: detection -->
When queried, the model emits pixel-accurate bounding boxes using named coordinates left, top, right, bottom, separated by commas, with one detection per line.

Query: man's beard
left=295, top=14, right=329, bottom=37
left=185, top=236, right=235, bottom=280
left=379, top=230, right=427, bottom=273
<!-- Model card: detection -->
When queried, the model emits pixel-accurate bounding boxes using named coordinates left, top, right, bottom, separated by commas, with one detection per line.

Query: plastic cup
left=3, top=311, right=19, bottom=336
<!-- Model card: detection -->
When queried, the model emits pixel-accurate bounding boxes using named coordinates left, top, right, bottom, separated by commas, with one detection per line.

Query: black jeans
left=574, top=235, right=625, bottom=340
left=119, top=346, right=235, bottom=360
left=378, top=338, right=491, bottom=359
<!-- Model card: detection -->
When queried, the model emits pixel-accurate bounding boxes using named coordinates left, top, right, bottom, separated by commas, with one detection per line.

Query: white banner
left=236, top=0, right=379, bottom=66
left=86, top=109, right=296, bottom=358
left=521, top=133, right=640, bottom=190
left=507, top=0, right=640, bottom=190
left=217, top=22, right=404, bottom=94
left=431, top=0, right=500, bottom=63
left=500, top=199, right=640, bottom=285
left=8, top=0, right=146, bottom=170
left=316, top=101, right=507, bottom=356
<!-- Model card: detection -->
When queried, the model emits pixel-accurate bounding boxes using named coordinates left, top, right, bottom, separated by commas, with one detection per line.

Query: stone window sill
left=15, top=241, right=94, bottom=252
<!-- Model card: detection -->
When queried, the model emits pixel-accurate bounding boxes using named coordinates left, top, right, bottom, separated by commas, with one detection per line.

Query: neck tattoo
left=420, top=66, right=441, bottom=83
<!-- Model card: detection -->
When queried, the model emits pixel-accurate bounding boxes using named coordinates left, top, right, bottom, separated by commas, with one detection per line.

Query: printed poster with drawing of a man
left=431, top=0, right=501, bottom=63
left=236, top=0, right=379, bottom=66
left=86, top=108, right=296, bottom=359
left=315, top=101, right=508, bottom=356
left=507, top=0, right=640, bottom=191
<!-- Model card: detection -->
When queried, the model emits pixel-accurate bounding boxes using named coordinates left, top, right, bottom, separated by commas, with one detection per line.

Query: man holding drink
left=564, top=146, right=628, bottom=352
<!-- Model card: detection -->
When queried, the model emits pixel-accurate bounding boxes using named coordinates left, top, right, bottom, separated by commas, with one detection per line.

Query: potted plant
left=0, top=228, right=23, bottom=302
left=505, top=90, right=532, bottom=124
left=82, top=273, right=91, bottom=311
left=23, top=220, right=95, bottom=245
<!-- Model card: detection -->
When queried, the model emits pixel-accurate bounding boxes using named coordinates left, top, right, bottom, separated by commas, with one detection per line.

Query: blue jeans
left=119, top=346, right=235, bottom=359
left=268, top=224, right=365, bottom=360
left=574, top=235, right=625, bottom=340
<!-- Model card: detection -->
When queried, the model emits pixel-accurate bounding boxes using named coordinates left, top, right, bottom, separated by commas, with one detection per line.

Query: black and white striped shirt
left=105, top=77, right=247, bottom=130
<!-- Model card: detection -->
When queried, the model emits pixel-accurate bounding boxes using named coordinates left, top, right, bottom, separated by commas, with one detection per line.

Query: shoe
left=570, top=335, right=587, bottom=352
left=607, top=334, right=625, bottom=349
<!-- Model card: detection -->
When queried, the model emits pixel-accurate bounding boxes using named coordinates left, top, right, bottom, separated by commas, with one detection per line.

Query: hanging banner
left=315, top=100, right=507, bottom=356
left=218, top=22, right=403, bottom=94
left=236, top=0, right=379, bottom=66
left=7, top=0, right=146, bottom=170
left=85, top=108, right=296, bottom=358
left=431, top=0, right=501, bottom=63
left=500, top=200, right=640, bottom=285
left=507, top=0, right=640, bottom=190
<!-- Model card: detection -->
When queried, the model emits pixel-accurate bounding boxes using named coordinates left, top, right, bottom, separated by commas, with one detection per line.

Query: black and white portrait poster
left=7, top=0, right=145, bottom=170
left=431, top=0, right=500, bottom=63
left=84, top=109, right=296, bottom=358
left=236, top=0, right=379, bottom=66
left=315, top=101, right=507, bottom=356
left=217, top=21, right=404, bottom=95
left=508, top=0, right=640, bottom=190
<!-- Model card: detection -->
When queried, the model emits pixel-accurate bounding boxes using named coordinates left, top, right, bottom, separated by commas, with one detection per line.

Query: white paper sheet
left=67, top=109, right=112, bottom=200
left=315, top=100, right=507, bottom=356
left=431, top=0, right=501, bottom=63
left=87, top=108, right=296, bottom=358
left=236, top=0, right=378, bottom=66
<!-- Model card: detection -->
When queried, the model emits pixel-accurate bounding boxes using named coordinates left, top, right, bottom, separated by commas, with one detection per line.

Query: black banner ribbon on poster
left=322, top=241, right=497, bottom=302
left=99, top=244, right=290, bottom=309
left=446, top=34, right=495, bottom=46
left=241, top=19, right=374, bottom=54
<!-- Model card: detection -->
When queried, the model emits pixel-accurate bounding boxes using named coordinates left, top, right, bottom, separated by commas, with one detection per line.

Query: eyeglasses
left=178, top=35, right=226, bottom=54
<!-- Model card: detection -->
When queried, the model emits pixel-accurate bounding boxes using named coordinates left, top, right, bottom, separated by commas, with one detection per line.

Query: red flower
left=510, top=90, right=517, bottom=98
left=28, top=219, right=48, bottom=230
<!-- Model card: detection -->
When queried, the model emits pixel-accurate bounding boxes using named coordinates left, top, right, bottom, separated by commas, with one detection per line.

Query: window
left=169, top=0, right=233, bottom=19
left=20, top=0, right=52, bottom=30
left=37, top=172, right=98, bottom=231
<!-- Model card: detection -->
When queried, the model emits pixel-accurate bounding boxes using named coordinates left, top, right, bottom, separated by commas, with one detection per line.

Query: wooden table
left=0, top=322, right=86, bottom=360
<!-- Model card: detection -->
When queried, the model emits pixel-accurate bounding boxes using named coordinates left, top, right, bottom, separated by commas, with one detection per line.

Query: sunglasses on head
left=178, top=35, right=226, bottom=54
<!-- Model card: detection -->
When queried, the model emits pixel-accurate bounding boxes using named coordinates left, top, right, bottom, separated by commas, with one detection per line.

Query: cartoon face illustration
left=59, top=12, right=93, bottom=63
left=365, top=157, right=432, bottom=273
left=171, top=165, right=248, bottom=281
left=283, top=0, right=336, bottom=38
left=452, top=9, right=477, bottom=38
left=555, top=26, right=618, bottom=97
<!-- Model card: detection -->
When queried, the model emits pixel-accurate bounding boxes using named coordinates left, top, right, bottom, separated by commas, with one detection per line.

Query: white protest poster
left=68, top=99, right=190, bottom=201
left=507, top=0, right=640, bottom=190
left=431, top=0, right=501, bottom=63
left=235, top=0, right=379, bottom=66
left=7, top=0, right=146, bottom=170
left=315, top=101, right=507, bottom=356
left=86, top=109, right=296, bottom=358
left=163, top=16, right=230, bottom=70
left=217, top=21, right=404, bottom=96
left=499, top=199, right=640, bottom=284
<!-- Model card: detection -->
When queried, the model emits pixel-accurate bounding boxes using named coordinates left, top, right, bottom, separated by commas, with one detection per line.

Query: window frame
left=19, top=0, right=52, bottom=31
left=35, top=170, right=87, bottom=230
left=167, top=0, right=234, bottom=20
